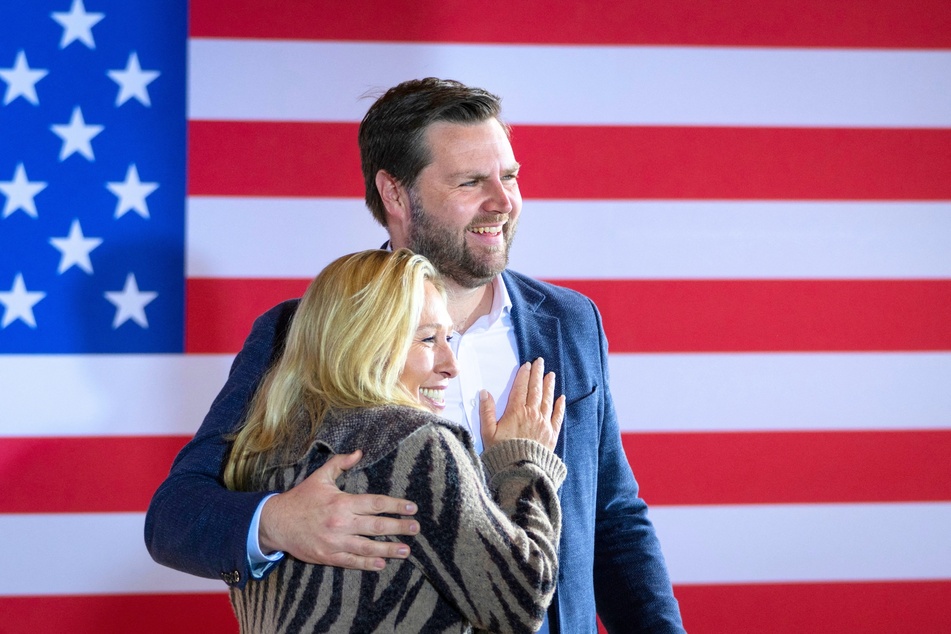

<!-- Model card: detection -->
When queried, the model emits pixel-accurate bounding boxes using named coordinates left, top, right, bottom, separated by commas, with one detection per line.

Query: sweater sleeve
left=400, top=427, right=566, bottom=634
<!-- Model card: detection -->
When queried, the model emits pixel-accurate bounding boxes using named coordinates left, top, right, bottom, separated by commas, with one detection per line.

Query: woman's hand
left=480, top=358, right=565, bottom=452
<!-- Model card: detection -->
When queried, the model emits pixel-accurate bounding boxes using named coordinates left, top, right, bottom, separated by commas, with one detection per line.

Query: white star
left=0, top=163, right=47, bottom=218
left=51, top=106, right=104, bottom=161
left=105, top=273, right=157, bottom=328
left=51, top=0, right=105, bottom=50
left=0, top=273, right=46, bottom=328
left=107, top=164, right=158, bottom=219
left=0, top=50, right=49, bottom=106
left=107, top=52, right=160, bottom=107
left=49, top=219, right=103, bottom=274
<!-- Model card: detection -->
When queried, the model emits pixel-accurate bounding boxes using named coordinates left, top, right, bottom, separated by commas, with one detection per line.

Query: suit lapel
left=503, top=271, right=567, bottom=458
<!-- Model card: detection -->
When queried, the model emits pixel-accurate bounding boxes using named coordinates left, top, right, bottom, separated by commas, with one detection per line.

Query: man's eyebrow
left=448, top=171, right=486, bottom=181
left=448, top=162, right=521, bottom=180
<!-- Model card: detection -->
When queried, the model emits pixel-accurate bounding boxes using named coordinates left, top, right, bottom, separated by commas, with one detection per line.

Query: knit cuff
left=482, top=438, right=567, bottom=487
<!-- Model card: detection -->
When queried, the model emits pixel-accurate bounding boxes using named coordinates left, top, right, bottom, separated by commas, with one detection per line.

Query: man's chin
left=444, top=259, right=505, bottom=289
left=411, top=238, right=509, bottom=287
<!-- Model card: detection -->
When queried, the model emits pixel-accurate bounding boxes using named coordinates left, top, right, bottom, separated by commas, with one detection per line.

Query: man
left=146, top=78, right=684, bottom=633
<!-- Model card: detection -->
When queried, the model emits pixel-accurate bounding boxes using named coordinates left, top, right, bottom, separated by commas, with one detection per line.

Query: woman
left=225, top=249, right=566, bottom=633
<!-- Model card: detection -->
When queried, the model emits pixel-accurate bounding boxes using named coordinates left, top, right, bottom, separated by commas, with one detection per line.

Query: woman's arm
left=398, top=424, right=566, bottom=633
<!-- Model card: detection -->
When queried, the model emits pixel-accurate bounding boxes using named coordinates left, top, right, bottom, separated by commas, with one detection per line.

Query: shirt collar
left=488, top=274, right=513, bottom=322
left=462, top=274, right=512, bottom=334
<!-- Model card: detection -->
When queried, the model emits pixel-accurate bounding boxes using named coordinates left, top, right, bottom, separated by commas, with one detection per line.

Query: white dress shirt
left=441, top=274, right=519, bottom=454
left=439, top=275, right=549, bottom=634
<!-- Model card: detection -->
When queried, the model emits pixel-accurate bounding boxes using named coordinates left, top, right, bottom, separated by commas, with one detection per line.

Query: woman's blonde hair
left=224, top=249, right=443, bottom=491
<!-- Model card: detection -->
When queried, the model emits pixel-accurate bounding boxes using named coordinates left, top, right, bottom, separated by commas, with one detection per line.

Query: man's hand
left=259, top=450, right=419, bottom=571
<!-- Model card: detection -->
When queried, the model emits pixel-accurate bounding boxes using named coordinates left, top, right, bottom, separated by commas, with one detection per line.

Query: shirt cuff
left=247, top=493, right=284, bottom=578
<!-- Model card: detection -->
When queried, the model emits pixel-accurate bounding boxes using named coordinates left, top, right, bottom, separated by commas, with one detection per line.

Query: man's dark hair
left=359, top=77, right=506, bottom=226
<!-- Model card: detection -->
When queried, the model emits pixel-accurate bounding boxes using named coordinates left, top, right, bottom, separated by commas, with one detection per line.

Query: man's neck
left=445, top=278, right=494, bottom=334
left=385, top=236, right=498, bottom=333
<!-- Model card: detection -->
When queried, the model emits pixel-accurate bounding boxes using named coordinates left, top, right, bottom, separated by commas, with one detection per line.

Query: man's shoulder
left=502, top=269, right=591, bottom=302
left=254, top=298, right=301, bottom=326
left=230, top=298, right=303, bottom=367
left=502, top=269, right=595, bottom=312
left=246, top=298, right=301, bottom=340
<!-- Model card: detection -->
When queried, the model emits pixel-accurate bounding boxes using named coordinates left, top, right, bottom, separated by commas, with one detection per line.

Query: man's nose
left=484, top=178, right=514, bottom=214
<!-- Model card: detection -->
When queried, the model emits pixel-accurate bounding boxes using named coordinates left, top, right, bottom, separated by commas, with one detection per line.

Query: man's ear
left=376, top=170, right=412, bottom=247
left=375, top=170, right=408, bottom=222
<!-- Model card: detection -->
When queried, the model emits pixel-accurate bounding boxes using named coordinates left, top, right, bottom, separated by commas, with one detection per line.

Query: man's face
left=407, top=119, right=522, bottom=289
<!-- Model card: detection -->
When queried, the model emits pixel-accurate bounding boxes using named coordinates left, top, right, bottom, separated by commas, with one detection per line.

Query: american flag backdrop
left=2, top=1, right=950, bottom=632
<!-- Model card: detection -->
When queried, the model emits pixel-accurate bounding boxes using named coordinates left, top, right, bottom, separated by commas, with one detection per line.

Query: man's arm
left=587, top=299, right=686, bottom=633
left=144, top=300, right=419, bottom=587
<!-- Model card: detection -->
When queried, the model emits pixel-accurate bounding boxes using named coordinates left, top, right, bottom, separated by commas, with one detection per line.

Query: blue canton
left=0, top=0, right=186, bottom=352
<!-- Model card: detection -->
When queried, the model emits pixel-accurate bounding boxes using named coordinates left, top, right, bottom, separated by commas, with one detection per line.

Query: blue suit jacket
left=145, top=269, right=684, bottom=633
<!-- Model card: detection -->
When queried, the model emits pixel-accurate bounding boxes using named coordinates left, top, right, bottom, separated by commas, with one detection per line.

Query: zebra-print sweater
left=230, top=405, right=566, bottom=634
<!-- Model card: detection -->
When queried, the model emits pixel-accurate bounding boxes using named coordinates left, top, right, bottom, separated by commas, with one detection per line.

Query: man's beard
left=407, top=190, right=516, bottom=289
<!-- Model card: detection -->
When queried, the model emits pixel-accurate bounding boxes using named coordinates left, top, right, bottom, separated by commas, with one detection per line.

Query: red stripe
left=5, top=429, right=948, bottom=514
left=516, top=126, right=951, bottom=201
left=625, top=430, right=951, bottom=506
left=673, top=580, right=951, bottom=634
left=187, top=122, right=361, bottom=198
left=0, top=593, right=235, bottom=634
left=185, top=278, right=309, bottom=354
left=189, top=0, right=951, bottom=49
left=560, top=278, right=951, bottom=353
left=188, top=121, right=951, bottom=200
left=1, top=582, right=947, bottom=633
left=186, top=278, right=951, bottom=354
left=0, top=436, right=187, bottom=513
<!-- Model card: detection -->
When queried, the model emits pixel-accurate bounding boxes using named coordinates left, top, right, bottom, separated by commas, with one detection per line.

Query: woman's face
left=399, top=281, right=458, bottom=413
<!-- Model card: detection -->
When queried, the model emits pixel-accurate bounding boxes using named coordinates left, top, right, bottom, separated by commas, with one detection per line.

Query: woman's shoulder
left=317, top=405, right=471, bottom=468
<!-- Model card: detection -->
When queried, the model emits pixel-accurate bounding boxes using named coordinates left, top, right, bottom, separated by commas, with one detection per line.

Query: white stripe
left=187, top=197, right=951, bottom=279
left=6, top=513, right=223, bottom=596
left=186, top=197, right=386, bottom=278
left=611, top=352, right=951, bottom=432
left=514, top=201, right=951, bottom=280
left=652, top=502, right=951, bottom=584
left=188, top=39, right=951, bottom=127
left=5, top=504, right=948, bottom=595
left=3, top=353, right=948, bottom=437
left=0, top=355, right=233, bottom=437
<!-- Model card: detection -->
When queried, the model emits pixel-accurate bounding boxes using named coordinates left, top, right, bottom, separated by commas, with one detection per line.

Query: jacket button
left=220, top=570, right=241, bottom=585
